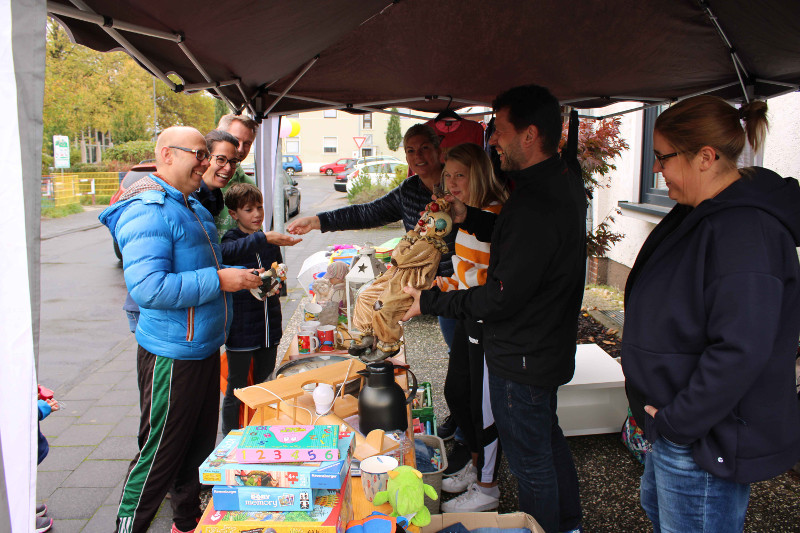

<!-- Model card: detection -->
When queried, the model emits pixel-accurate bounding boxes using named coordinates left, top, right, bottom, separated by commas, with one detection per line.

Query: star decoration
left=358, top=264, right=368, bottom=273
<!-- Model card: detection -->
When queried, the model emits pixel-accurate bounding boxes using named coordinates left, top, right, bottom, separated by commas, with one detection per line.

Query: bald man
left=100, top=126, right=263, bottom=533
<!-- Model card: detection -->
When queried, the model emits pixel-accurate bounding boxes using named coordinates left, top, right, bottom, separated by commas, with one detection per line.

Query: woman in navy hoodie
left=622, top=95, right=800, bottom=532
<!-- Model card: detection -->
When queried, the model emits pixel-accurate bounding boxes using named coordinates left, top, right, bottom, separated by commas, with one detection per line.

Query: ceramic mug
left=317, top=325, right=336, bottom=352
left=304, top=302, right=322, bottom=321
left=299, top=320, right=320, bottom=333
left=298, top=331, right=319, bottom=354
left=360, top=455, right=398, bottom=502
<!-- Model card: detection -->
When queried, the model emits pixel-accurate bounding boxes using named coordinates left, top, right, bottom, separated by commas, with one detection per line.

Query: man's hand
left=644, top=405, right=659, bottom=418
left=286, top=216, right=321, bottom=235
left=263, top=231, right=302, bottom=246
left=218, top=268, right=263, bottom=292
left=402, top=285, right=422, bottom=321
left=438, top=193, right=467, bottom=223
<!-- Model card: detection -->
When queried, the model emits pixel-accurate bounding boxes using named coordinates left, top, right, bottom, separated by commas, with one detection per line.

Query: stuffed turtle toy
left=372, top=465, right=437, bottom=527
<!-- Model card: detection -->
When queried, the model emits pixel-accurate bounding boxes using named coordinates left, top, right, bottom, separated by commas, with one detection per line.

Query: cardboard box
left=212, top=485, right=313, bottom=512
left=421, top=512, right=545, bottom=533
left=200, top=431, right=354, bottom=489
left=199, top=474, right=352, bottom=533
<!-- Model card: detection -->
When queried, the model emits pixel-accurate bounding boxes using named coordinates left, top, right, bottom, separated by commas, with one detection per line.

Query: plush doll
left=349, top=199, right=452, bottom=362
left=314, top=261, right=348, bottom=326
left=250, top=262, right=287, bottom=300
left=372, top=466, right=437, bottom=527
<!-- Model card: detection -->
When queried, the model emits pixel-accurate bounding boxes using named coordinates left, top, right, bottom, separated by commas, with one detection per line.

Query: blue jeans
left=438, top=316, right=457, bottom=351
left=489, top=374, right=582, bottom=533
left=641, top=437, right=750, bottom=533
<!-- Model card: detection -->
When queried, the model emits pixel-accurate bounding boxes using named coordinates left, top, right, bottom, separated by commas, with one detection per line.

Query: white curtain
left=0, top=0, right=46, bottom=531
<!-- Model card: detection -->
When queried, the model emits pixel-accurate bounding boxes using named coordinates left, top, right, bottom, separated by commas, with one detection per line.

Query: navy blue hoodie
left=622, top=167, right=800, bottom=483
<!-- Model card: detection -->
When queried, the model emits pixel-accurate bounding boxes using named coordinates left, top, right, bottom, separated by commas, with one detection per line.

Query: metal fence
left=41, top=172, right=122, bottom=208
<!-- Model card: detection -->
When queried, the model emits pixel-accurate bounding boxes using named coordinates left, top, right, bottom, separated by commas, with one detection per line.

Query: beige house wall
left=282, top=109, right=427, bottom=172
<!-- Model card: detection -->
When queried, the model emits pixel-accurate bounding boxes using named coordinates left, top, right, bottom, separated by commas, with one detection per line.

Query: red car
left=319, top=158, right=355, bottom=176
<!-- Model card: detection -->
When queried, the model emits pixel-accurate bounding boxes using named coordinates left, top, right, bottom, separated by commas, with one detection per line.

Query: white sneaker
left=441, top=483, right=499, bottom=512
left=442, top=462, right=478, bottom=493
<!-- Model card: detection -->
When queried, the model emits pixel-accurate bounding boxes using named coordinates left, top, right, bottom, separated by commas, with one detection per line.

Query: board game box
left=212, top=486, right=313, bottom=512
left=199, top=474, right=352, bottom=533
left=200, top=430, right=354, bottom=490
left=234, top=425, right=340, bottom=463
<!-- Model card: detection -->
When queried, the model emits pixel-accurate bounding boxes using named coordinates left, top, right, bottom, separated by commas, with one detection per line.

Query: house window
left=363, top=113, right=373, bottom=129
left=361, top=148, right=373, bottom=157
left=323, top=109, right=337, bottom=118
left=640, top=106, right=674, bottom=208
left=285, top=137, right=300, bottom=154
left=287, top=113, right=300, bottom=118
left=323, top=137, right=338, bottom=154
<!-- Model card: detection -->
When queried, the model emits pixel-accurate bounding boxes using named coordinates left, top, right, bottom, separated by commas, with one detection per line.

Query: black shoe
left=437, top=415, right=457, bottom=441
left=444, top=441, right=472, bottom=475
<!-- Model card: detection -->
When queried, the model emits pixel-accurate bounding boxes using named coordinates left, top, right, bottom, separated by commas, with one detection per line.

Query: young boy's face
left=229, top=201, right=264, bottom=234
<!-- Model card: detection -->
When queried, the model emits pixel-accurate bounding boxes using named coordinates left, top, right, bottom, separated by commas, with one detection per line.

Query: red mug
left=298, top=331, right=319, bottom=354
left=317, top=325, right=336, bottom=352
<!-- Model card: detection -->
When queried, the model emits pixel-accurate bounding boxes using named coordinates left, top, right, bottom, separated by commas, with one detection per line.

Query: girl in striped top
left=436, top=143, right=509, bottom=513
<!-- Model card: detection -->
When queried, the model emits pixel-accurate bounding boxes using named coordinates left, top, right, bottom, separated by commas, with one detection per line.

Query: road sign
left=353, top=136, right=366, bottom=149
left=53, top=135, right=70, bottom=169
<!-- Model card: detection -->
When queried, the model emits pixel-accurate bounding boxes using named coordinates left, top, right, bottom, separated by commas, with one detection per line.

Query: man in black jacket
left=404, top=85, right=586, bottom=533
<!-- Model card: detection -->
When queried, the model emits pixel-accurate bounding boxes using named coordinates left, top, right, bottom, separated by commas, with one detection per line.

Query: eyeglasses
left=211, top=154, right=241, bottom=167
left=654, top=152, right=679, bottom=169
left=654, top=151, right=720, bottom=169
left=168, top=146, right=210, bottom=161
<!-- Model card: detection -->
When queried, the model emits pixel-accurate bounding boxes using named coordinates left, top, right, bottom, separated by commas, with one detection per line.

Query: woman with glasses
left=622, top=95, right=800, bottom=532
left=194, top=129, right=241, bottom=218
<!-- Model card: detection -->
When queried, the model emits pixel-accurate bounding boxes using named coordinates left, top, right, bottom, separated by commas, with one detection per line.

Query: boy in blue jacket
left=220, top=183, right=288, bottom=434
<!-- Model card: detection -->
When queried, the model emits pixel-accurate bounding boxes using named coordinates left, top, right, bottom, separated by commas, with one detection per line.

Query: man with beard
left=403, top=85, right=586, bottom=533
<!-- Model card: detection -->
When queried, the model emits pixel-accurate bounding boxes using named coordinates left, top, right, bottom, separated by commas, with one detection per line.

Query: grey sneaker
left=442, top=461, right=477, bottom=493
left=35, top=516, right=53, bottom=533
left=441, top=483, right=499, bottom=512
left=36, top=504, right=47, bottom=517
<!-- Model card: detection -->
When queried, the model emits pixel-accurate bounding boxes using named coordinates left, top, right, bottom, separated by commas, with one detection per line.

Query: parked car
left=345, top=161, right=408, bottom=193
left=319, top=157, right=355, bottom=175
left=333, top=170, right=349, bottom=192
left=282, top=171, right=302, bottom=221
left=342, top=155, right=401, bottom=173
left=282, top=155, right=303, bottom=175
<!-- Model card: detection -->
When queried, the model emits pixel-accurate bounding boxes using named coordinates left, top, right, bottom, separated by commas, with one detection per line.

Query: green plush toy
left=372, top=465, right=438, bottom=527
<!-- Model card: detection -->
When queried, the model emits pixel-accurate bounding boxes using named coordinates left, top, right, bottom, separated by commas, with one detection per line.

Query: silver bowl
left=273, top=355, right=362, bottom=396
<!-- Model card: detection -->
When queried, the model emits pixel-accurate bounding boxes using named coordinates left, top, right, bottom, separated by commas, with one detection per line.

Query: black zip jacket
left=420, top=156, right=587, bottom=386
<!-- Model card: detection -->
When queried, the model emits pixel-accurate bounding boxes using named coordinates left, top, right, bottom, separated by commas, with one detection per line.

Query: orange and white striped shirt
left=437, top=202, right=503, bottom=291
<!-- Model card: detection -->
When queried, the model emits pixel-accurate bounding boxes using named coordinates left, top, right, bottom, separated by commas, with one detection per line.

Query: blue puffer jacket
left=99, top=174, right=233, bottom=359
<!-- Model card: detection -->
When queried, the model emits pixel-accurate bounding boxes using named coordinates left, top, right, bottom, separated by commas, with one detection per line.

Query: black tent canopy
left=48, top=0, right=800, bottom=118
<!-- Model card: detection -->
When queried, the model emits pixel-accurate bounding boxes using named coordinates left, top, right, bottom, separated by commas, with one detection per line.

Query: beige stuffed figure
left=349, top=199, right=452, bottom=362
left=313, top=261, right=348, bottom=326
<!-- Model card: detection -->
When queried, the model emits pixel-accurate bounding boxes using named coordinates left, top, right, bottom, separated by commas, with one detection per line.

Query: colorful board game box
left=200, top=430, right=354, bottom=490
left=212, top=486, right=313, bottom=512
left=199, top=475, right=352, bottom=533
left=234, top=425, right=339, bottom=463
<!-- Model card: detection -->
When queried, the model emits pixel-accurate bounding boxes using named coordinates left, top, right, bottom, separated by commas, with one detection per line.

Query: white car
left=345, top=161, right=408, bottom=193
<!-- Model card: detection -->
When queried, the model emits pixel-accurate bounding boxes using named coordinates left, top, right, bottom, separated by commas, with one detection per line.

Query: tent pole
left=263, top=56, right=319, bottom=116
left=176, top=41, right=236, bottom=111
left=60, top=0, right=177, bottom=90
left=697, top=1, right=752, bottom=102
left=234, top=80, right=257, bottom=117
left=47, top=2, right=179, bottom=41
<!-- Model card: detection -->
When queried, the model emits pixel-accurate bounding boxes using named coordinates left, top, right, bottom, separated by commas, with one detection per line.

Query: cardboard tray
left=421, top=512, right=545, bottom=533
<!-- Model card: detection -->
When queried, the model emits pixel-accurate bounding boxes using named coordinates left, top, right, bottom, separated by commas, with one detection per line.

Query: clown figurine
left=349, top=198, right=452, bottom=362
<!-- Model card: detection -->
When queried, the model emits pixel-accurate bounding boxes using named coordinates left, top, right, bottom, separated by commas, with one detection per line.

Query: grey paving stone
left=81, top=504, right=118, bottom=533
left=148, top=515, right=173, bottom=533
left=76, top=405, right=131, bottom=425
left=80, top=370, right=129, bottom=386
left=128, top=405, right=141, bottom=417
left=104, top=479, right=125, bottom=506
left=111, top=375, right=139, bottom=392
left=37, top=470, right=70, bottom=500
left=40, top=415, right=78, bottom=436
left=49, top=518, right=88, bottom=533
left=109, top=416, right=140, bottom=437
left=61, top=460, right=131, bottom=488
left=50, top=424, right=113, bottom=446
left=57, top=400, right=95, bottom=418
left=46, top=487, right=110, bottom=519
left=60, top=382, right=114, bottom=401
left=38, top=446, right=93, bottom=472
left=88, top=437, right=139, bottom=460
left=97, top=387, right=139, bottom=407
left=100, top=358, right=136, bottom=373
